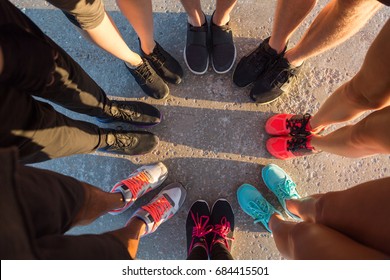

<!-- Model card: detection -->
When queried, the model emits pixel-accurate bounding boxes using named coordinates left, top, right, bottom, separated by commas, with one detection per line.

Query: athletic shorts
left=0, top=147, right=131, bottom=259
left=47, top=0, right=105, bottom=29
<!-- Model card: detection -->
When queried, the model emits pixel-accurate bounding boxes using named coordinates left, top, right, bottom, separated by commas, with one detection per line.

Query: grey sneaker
left=130, top=182, right=187, bottom=235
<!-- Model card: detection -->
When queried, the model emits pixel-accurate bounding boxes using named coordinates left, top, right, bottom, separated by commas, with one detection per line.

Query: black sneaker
left=99, top=130, right=159, bottom=156
left=141, top=41, right=183, bottom=85
left=250, top=57, right=302, bottom=104
left=186, top=200, right=213, bottom=257
left=233, top=37, right=285, bottom=87
left=97, top=100, right=162, bottom=127
left=210, top=199, right=234, bottom=253
left=184, top=18, right=209, bottom=75
left=210, top=13, right=236, bottom=74
left=125, top=58, right=169, bottom=99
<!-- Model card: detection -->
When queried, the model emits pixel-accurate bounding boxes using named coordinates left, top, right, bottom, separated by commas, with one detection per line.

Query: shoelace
left=275, top=177, right=298, bottom=201
left=287, top=136, right=311, bottom=152
left=211, top=217, right=234, bottom=249
left=273, top=62, right=300, bottom=88
left=189, top=212, right=213, bottom=253
left=249, top=47, right=273, bottom=73
left=248, top=199, right=272, bottom=224
left=142, top=196, right=172, bottom=225
left=136, top=61, right=154, bottom=82
left=111, top=133, right=138, bottom=148
left=286, top=114, right=311, bottom=136
left=110, top=102, right=141, bottom=121
left=121, top=171, right=152, bottom=201
left=149, top=45, right=166, bottom=68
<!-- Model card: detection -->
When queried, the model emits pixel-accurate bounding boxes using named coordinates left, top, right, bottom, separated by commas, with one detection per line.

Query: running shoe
left=210, top=199, right=234, bottom=252
left=265, top=113, right=312, bottom=136
left=250, top=57, right=302, bottom=104
left=141, top=41, right=183, bottom=85
left=262, top=164, right=300, bottom=220
left=131, top=182, right=187, bottom=235
left=266, top=135, right=318, bottom=160
left=237, top=184, right=281, bottom=232
left=233, top=37, right=285, bottom=87
left=184, top=18, right=209, bottom=75
left=186, top=200, right=213, bottom=256
left=210, top=12, right=236, bottom=74
left=99, top=130, right=159, bottom=156
left=98, top=100, right=162, bottom=127
left=126, top=58, right=169, bottom=99
left=109, top=162, right=168, bottom=215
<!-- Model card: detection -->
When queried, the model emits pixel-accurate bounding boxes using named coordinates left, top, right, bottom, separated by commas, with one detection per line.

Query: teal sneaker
left=237, top=184, right=281, bottom=232
left=262, top=164, right=300, bottom=220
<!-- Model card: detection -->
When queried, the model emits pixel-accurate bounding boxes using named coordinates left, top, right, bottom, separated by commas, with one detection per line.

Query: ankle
left=141, top=41, right=156, bottom=55
left=212, top=12, right=230, bottom=26
left=284, top=51, right=303, bottom=67
left=188, top=13, right=206, bottom=27
left=268, top=37, right=287, bottom=55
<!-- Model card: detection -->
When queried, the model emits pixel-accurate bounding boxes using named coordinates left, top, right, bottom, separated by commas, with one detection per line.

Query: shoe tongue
left=106, top=133, right=115, bottom=145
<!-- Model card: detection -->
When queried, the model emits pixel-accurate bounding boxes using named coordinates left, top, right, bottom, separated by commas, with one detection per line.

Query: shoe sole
left=211, top=46, right=237, bottom=74
left=183, top=46, right=209, bottom=75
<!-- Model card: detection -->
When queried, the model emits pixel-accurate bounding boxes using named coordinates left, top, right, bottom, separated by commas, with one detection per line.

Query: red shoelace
left=212, top=217, right=234, bottom=250
left=142, top=196, right=172, bottom=229
left=121, top=171, right=151, bottom=200
left=189, top=211, right=214, bottom=253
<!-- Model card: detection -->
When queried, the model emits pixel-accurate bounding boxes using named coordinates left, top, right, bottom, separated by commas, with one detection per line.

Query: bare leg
left=311, top=106, right=390, bottom=157
left=268, top=0, right=317, bottom=54
left=213, top=0, right=237, bottom=26
left=180, top=0, right=205, bottom=27
left=310, top=19, right=390, bottom=130
left=109, top=217, right=146, bottom=259
left=71, top=183, right=124, bottom=226
left=285, top=0, right=382, bottom=67
left=269, top=214, right=388, bottom=259
left=70, top=182, right=146, bottom=259
left=77, top=11, right=142, bottom=66
left=116, top=0, right=155, bottom=55
left=282, top=177, right=390, bottom=256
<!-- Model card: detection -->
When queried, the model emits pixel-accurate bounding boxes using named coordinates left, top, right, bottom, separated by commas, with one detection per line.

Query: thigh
left=316, top=177, right=390, bottom=256
left=287, top=221, right=388, bottom=259
left=14, top=163, right=86, bottom=237
left=349, top=19, right=390, bottom=109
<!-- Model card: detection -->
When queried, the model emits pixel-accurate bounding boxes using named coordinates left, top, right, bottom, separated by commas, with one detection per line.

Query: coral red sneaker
left=265, top=113, right=312, bottom=136
left=109, top=163, right=168, bottom=215
left=266, top=135, right=318, bottom=160
left=130, top=182, right=187, bottom=235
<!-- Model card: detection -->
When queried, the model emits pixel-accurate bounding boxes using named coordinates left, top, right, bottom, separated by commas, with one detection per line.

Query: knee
left=347, top=79, right=389, bottom=110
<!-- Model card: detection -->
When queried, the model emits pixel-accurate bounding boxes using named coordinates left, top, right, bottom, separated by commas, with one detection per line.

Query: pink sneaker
left=265, top=113, right=313, bottom=136
left=266, top=135, right=318, bottom=160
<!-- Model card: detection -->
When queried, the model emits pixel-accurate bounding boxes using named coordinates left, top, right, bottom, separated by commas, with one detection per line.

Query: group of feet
left=99, top=14, right=315, bottom=159
left=123, top=15, right=301, bottom=104
left=109, top=162, right=301, bottom=257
